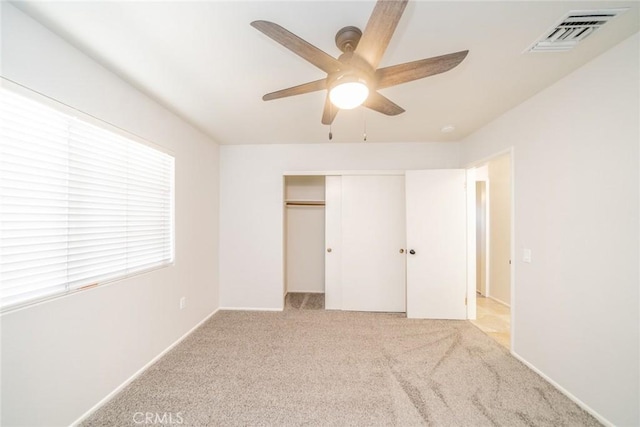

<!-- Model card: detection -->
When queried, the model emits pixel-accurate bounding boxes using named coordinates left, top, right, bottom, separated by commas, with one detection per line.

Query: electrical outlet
left=179, top=297, right=186, bottom=310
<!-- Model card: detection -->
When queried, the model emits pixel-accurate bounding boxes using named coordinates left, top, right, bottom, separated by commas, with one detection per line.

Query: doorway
left=283, top=175, right=326, bottom=309
left=469, top=152, right=512, bottom=349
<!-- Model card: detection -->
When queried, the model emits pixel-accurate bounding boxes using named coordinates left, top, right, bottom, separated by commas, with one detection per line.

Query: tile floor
left=470, top=295, right=511, bottom=349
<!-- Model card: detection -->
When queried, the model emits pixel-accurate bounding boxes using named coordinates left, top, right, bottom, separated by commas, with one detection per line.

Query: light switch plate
left=523, top=248, right=532, bottom=263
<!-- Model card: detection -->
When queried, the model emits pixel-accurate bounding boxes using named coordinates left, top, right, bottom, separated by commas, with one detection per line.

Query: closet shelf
left=285, top=199, right=325, bottom=206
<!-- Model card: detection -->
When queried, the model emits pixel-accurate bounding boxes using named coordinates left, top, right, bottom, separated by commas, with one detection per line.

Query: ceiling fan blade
left=322, top=94, right=339, bottom=125
left=364, top=92, right=405, bottom=116
left=376, top=50, right=469, bottom=89
left=355, top=0, right=408, bottom=69
left=263, top=79, right=327, bottom=101
left=251, top=20, right=342, bottom=73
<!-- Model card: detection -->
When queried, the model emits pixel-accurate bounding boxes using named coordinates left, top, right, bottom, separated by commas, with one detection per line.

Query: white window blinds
left=0, top=88, right=174, bottom=310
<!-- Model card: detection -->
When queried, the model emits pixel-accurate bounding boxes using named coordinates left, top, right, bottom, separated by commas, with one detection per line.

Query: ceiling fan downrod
left=335, top=26, right=362, bottom=53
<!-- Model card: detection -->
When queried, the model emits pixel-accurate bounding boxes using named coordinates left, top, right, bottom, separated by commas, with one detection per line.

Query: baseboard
left=71, top=308, right=220, bottom=426
left=219, top=306, right=283, bottom=312
left=488, top=295, right=510, bottom=307
left=285, top=290, right=325, bottom=294
left=510, top=351, right=613, bottom=427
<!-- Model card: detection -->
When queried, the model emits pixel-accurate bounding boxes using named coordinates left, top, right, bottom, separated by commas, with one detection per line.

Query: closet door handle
left=409, top=249, right=416, bottom=255
left=327, top=248, right=332, bottom=253
left=399, top=249, right=405, bottom=254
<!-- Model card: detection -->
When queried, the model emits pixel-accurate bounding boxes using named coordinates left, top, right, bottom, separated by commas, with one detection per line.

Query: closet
left=284, top=176, right=326, bottom=300
left=286, top=170, right=471, bottom=320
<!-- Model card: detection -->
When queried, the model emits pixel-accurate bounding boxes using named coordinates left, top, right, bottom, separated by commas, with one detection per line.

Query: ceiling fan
left=251, top=0, right=469, bottom=126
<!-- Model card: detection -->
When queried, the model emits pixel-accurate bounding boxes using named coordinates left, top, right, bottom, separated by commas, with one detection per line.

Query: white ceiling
left=12, top=1, right=640, bottom=145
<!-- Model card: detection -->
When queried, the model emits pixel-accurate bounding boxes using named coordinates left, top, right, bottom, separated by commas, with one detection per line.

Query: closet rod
left=285, top=201, right=325, bottom=206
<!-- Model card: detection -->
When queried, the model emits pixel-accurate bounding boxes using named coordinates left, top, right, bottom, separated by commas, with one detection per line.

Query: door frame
left=474, top=165, right=490, bottom=297
left=465, top=147, right=515, bottom=349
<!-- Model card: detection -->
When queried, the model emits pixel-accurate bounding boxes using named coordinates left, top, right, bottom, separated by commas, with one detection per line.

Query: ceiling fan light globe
left=329, top=81, right=369, bottom=110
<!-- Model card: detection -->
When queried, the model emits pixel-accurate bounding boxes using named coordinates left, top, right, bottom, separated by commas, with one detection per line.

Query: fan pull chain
left=328, top=103, right=333, bottom=140
left=363, top=108, right=367, bottom=142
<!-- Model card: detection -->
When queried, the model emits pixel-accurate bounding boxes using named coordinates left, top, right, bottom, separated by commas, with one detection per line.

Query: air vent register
left=529, top=9, right=628, bottom=52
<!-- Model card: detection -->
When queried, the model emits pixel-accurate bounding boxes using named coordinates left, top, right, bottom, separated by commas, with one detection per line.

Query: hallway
left=470, top=296, right=510, bottom=349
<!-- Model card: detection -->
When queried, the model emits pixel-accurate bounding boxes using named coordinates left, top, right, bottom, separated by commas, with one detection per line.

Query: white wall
left=220, top=142, right=460, bottom=310
left=285, top=206, right=326, bottom=293
left=461, top=33, right=639, bottom=426
left=0, top=4, right=219, bottom=426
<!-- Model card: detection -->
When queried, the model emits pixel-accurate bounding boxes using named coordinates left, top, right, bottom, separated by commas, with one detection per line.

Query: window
left=0, top=88, right=175, bottom=310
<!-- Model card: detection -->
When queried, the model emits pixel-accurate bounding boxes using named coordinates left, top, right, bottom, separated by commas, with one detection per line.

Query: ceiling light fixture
left=329, top=75, right=369, bottom=110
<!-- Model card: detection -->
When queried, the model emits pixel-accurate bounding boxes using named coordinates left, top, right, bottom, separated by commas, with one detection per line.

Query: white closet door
left=341, top=175, right=406, bottom=312
left=406, top=170, right=467, bottom=319
left=324, top=176, right=342, bottom=310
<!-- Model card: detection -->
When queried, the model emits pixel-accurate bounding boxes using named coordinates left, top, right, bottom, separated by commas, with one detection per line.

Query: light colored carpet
left=81, top=308, right=599, bottom=426
left=285, top=292, right=325, bottom=310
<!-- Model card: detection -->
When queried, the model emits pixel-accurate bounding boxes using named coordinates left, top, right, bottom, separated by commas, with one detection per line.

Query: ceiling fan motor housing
left=331, top=51, right=377, bottom=87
